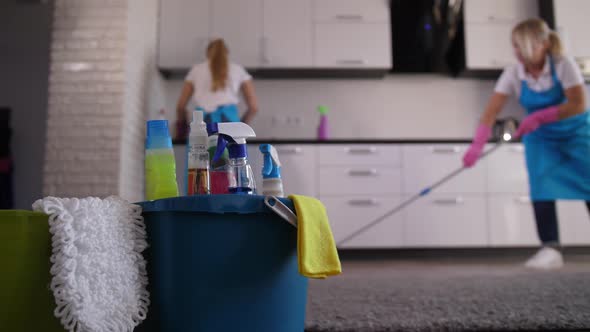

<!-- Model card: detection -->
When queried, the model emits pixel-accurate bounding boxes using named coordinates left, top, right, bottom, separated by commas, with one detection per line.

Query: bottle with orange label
left=187, top=111, right=210, bottom=195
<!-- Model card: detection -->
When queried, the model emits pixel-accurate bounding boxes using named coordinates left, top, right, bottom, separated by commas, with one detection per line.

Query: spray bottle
left=317, top=105, right=329, bottom=140
left=259, top=144, right=284, bottom=197
left=210, top=122, right=257, bottom=194
left=186, top=111, right=210, bottom=195
left=145, top=120, right=179, bottom=200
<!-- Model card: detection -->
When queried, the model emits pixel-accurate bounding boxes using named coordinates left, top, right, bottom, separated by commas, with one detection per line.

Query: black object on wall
left=390, top=0, right=465, bottom=76
left=538, top=0, right=555, bottom=29
left=0, top=107, right=13, bottom=209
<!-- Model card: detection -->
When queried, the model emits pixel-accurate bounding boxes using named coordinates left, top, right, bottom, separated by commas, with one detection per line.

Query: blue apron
left=199, top=104, right=240, bottom=124
left=519, top=56, right=590, bottom=201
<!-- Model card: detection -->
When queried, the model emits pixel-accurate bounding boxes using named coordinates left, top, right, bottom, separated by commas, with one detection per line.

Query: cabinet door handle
left=347, top=147, right=377, bottom=155
left=348, top=199, right=379, bottom=206
left=431, top=146, right=462, bottom=154
left=514, top=196, right=531, bottom=205
left=335, top=14, right=364, bottom=20
left=336, top=59, right=367, bottom=65
left=277, top=147, right=302, bottom=154
left=348, top=169, right=378, bottom=177
left=433, top=197, right=464, bottom=205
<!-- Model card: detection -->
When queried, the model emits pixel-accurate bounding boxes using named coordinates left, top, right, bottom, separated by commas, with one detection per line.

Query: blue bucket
left=137, top=195, right=308, bottom=332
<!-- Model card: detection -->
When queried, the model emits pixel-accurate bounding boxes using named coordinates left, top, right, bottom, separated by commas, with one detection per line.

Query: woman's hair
left=206, top=39, right=229, bottom=92
left=512, top=18, right=564, bottom=62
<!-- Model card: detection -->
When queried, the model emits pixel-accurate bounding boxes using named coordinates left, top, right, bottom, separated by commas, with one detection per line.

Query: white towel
left=32, top=196, right=149, bottom=332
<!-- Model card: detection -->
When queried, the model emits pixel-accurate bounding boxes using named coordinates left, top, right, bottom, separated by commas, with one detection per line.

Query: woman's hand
left=463, top=124, right=492, bottom=168
left=240, top=80, right=259, bottom=124
left=514, top=106, right=560, bottom=138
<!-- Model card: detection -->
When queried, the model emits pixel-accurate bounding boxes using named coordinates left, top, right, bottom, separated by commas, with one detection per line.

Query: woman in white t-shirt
left=175, top=39, right=259, bottom=138
left=464, top=18, right=590, bottom=269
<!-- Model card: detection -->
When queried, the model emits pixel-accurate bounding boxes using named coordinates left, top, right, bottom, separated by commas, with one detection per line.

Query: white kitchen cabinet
left=553, top=0, right=590, bottom=58
left=210, top=0, right=263, bottom=67
left=402, top=144, right=486, bottom=194
left=319, top=144, right=401, bottom=166
left=464, top=0, right=538, bottom=24
left=158, top=0, right=210, bottom=68
left=313, top=0, right=389, bottom=23
left=465, top=23, right=516, bottom=70
left=248, top=144, right=317, bottom=197
left=262, top=0, right=313, bottom=67
left=404, top=194, right=488, bottom=247
left=487, top=144, right=529, bottom=194
left=559, top=201, right=590, bottom=245
left=319, top=166, right=402, bottom=196
left=323, top=195, right=404, bottom=248
left=314, top=23, right=392, bottom=68
left=488, top=195, right=539, bottom=246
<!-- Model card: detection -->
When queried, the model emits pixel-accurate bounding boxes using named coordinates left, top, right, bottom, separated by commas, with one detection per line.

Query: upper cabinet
left=552, top=0, right=590, bottom=58
left=158, top=0, right=392, bottom=75
left=262, top=0, right=313, bottom=68
left=210, top=0, right=263, bottom=68
left=313, top=0, right=391, bottom=69
left=464, top=0, right=538, bottom=70
left=465, top=0, right=538, bottom=24
left=158, top=0, right=210, bottom=69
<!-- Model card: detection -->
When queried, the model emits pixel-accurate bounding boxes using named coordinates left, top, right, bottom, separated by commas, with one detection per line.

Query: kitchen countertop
left=173, top=138, right=520, bottom=145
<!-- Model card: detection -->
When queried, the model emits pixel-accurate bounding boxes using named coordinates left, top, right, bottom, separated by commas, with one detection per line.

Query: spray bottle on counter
left=210, top=122, right=257, bottom=194
left=145, top=120, right=179, bottom=200
left=186, top=111, right=210, bottom=195
left=259, top=144, right=284, bottom=197
left=317, top=105, right=329, bottom=140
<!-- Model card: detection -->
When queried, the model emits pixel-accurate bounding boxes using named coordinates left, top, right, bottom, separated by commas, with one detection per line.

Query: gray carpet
left=305, top=254, right=590, bottom=331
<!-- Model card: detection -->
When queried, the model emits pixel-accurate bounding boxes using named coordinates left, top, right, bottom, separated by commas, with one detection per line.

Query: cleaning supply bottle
left=317, top=105, right=329, bottom=140
left=186, top=111, right=210, bottom=195
left=210, top=122, right=257, bottom=194
left=259, top=144, right=284, bottom=197
left=145, top=120, right=179, bottom=200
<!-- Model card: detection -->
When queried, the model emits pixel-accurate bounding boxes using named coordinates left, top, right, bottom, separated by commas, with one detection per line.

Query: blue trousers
left=533, top=201, right=590, bottom=244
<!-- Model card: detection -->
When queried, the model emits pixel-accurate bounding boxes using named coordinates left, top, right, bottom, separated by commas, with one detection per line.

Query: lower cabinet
left=322, top=195, right=404, bottom=248
left=404, top=194, right=488, bottom=247
left=488, top=195, right=539, bottom=247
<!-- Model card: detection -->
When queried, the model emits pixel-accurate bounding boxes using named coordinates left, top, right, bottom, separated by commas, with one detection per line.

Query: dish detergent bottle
left=145, top=120, right=179, bottom=200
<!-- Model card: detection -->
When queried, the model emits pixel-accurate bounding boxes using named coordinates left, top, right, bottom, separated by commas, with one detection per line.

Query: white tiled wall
left=163, top=75, right=525, bottom=139
left=44, top=0, right=164, bottom=201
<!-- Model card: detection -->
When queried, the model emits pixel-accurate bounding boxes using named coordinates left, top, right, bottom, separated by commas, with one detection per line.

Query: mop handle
left=337, top=143, right=504, bottom=246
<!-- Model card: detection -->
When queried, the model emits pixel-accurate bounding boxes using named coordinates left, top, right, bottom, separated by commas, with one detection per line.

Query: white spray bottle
left=210, top=122, right=257, bottom=194
left=186, top=111, right=210, bottom=195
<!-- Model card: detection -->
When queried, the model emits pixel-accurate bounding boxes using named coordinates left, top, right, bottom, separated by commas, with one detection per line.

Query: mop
left=338, top=119, right=518, bottom=246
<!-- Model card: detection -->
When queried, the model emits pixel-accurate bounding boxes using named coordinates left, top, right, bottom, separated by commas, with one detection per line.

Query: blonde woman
left=175, top=39, right=259, bottom=138
left=464, top=18, right=590, bottom=269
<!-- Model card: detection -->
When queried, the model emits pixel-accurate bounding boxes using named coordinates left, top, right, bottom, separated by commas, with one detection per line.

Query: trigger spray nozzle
left=260, top=144, right=281, bottom=179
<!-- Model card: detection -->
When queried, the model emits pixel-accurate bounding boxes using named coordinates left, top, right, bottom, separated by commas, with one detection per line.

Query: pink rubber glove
left=463, top=124, right=492, bottom=168
left=514, top=106, right=560, bottom=138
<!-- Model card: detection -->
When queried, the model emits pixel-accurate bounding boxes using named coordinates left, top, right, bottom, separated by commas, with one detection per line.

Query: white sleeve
left=494, top=66, right=517, bottom=96
left=237, top=65, right=252, bottom=83
left=185, top=66, right=197, bottom=83
left=558, top=56, right=585, bottom=89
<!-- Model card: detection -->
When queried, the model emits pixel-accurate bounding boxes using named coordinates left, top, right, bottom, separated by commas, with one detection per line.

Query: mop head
left=32, top=196, right=149, bottom=332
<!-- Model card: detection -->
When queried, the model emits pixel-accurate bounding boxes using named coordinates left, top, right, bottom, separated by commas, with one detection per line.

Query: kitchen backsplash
left=161, top=75, right=578, bottom=139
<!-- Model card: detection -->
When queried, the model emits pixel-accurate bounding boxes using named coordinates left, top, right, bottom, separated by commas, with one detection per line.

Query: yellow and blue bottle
left=145, top=120, right=179, bottom=200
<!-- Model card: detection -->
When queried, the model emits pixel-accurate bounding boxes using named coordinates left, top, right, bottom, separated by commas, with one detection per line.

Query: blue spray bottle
left=210, top=122, right=257, bottom=194
left=259, top=144, right=284, bottom=197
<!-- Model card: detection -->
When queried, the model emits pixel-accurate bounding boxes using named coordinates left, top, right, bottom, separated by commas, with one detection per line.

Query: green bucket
left=0, top=210, right=64, bottom=331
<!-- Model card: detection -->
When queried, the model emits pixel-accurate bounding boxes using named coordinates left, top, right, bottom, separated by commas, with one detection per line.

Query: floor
left=305, top=250, right=590, bottom=332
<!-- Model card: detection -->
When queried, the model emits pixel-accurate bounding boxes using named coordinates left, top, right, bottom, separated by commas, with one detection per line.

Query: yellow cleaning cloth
left=289, top=195, right=342, bottom=279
